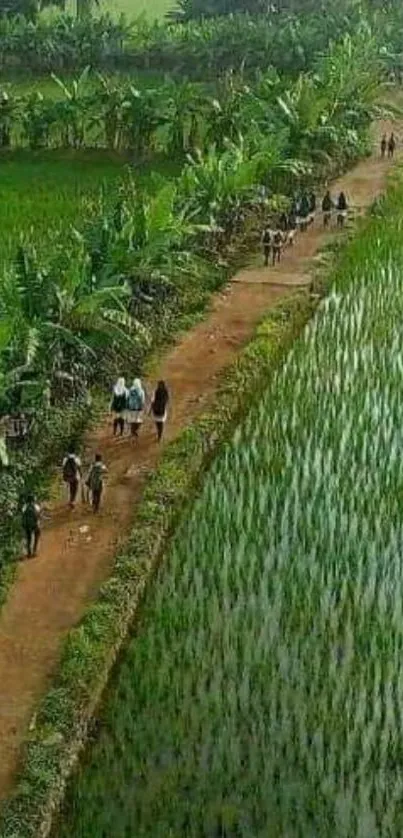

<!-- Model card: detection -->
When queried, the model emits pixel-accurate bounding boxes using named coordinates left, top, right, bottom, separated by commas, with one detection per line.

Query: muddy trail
left=0, top=118, right=400, bottom=802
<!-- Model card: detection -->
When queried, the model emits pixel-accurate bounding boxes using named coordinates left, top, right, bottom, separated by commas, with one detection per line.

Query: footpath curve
left=0, top=117, right=400, bottom=801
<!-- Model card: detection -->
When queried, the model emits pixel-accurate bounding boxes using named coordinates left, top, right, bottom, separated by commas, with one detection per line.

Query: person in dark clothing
left=309, top=191, right=316, bottom=218
left=62, top=451, right=82, bottom=508
left=86, top=453, right=107, bottom=513
left=279, top=212, right=288, bottom=231
left=299, top=193, right=311, bottom=231
left=261, top=226, right=272, bottom=267
left=272, top=230, right=283, bottom=265
left=336, top=191, right=348, bottom=228
left=381, top=134, right=387, bottom=158
left=322, top=190, right=333, bottom=227
left=151, top=381, right=169, bottom=442
left=388, top=132, right=396, bottom=159
left=21, top=493, right=41, bottom=558
left=110, top=377, right=128, bottom=436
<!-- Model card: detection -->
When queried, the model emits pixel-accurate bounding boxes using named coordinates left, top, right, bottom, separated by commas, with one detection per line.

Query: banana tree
left=51, top=66, right=91, bottom=148
left=164, top=80, right=203, bottom=156
left=121, top=86, right=167, bottom=159
left=81, top=177, right=202, bottom=324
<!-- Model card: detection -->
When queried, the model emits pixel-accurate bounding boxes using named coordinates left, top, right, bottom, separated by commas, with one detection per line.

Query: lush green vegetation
left=0, top=153, right=124, bottom=264
left=59, top=179, right=403, bottom=838
left=0, top=2, right=400, bottom=78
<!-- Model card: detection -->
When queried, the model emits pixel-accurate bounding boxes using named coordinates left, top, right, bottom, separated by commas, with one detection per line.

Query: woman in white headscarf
left=125, top=378, right=146, bottom=438
left=110, top=377, right=128, bottom=436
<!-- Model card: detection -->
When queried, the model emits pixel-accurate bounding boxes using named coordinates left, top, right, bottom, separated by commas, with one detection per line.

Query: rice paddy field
left=59, top=182, right=403, bottom=837
left=0, top=153, right=126, bottom=266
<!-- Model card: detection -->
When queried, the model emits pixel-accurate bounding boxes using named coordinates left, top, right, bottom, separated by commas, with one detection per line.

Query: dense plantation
left=60, top=183, right=403, bottom=838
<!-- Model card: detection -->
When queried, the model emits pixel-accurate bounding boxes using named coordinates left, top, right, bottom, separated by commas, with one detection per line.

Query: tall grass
left=60, top=181, right=403, bottom=837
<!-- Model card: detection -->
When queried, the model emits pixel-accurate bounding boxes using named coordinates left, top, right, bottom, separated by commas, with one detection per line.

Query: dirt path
left=0, top=118, right=400, bottom=802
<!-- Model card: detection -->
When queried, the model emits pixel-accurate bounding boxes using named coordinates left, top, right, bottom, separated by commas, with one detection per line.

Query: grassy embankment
left=58, top=180, right=403, bottom=838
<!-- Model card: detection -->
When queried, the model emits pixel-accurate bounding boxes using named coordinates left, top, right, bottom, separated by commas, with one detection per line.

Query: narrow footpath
left=0, top=117, right=400, bottom=801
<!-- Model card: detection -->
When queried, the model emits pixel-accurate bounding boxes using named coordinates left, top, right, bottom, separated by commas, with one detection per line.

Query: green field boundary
left=0, top=278, right=321, bottom=837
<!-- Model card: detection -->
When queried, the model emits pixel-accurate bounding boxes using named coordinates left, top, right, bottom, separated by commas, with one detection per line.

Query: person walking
left=336, top=191, right=348, bottom=228
left=271, top=229, right=283, bottom=265
left=299, top=193, right=311, bottom=232
left=62, top=450, right=82, bottom=508
left=309, top=191, right=316, bottom=224
left=261, top=225, right=272, bottom=267
left=381, top=134, right=387, bottom=158
left=21, top=493, right=41, bottom=558
left=85, top=453, right=108, bottom=513
left=322, top=190, right=333, bottom=228
left=126, top=378, right=146, bottom=438
left=388, top=132, right=396, bottom=159
left=110, top=377, right=128, bottom=437
left=151, top=381, right=169, bottom=442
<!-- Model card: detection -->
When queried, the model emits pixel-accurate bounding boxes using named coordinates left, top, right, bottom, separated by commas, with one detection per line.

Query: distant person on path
left=388, top=132, right=396, bottom=159
left=322, top=190, right=333, bottom=228
left=62, top=450, right=82, bottom=508
left=309, top=191, right=316, bottom=223
left=86, top=453, right=107, bottom=513
left=151, top=381, right=169, bottom=442
left=111, top=377, right=128, bottom=437
left=336, top=191, right=348, bottom=228
left=126, top=378, right=146, bottom=438
left=299, top=193, right=311, bottom=232
left=272, top=229, right=283, bottom=265
left=261, top=225, right=272, bottom=267
left=381, top=134, right=387, bottom=158
left=21, top=493, right=41, bottom=558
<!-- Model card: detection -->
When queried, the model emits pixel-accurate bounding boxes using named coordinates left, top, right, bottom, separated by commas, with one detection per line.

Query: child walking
left=21, top=493, right=41, bottom=558
left=86, top=453, right=108, bottom=513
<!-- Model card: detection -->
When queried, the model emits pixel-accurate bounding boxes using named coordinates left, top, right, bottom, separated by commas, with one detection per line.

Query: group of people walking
left=321, top=190, right=348, bottom=229
left=21, top=450, right=107, bottom=558
left=21, top=376, right=170, bottom=559
left=110, top=377, right=169, bottom=443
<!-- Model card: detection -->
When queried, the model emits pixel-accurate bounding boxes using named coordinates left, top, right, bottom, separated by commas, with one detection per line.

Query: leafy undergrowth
left=54, top=183, right=403, bottom=837
left=0, top=289, right=315, bottom=838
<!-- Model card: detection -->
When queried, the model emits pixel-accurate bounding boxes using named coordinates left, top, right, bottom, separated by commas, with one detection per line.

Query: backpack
left=63, top=455, right=78, bottom=483
left=127, top=387, right=144, bottom=412
left=262, top=230, right=271, bottom=246
left=87, top=463, right=104, bottom=492
left=22, top=502, right=39, bottom=531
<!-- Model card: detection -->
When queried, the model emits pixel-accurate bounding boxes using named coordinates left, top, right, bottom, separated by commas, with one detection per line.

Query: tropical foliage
left=0, top=3, right=386, bottom=77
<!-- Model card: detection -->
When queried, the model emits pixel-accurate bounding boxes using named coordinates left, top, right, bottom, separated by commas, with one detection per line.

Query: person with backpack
left=85, top=453, right=108, bottom=513
left=62, top=450, right=82, bottom=508
left=150, top=381, right=169, bottom=442
left=21, top=493, right=41, bottom=558
left=126, top=378, right=146, bottom=438
left=110, top=377, right=128, bottom=437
